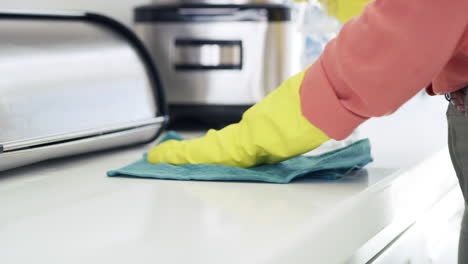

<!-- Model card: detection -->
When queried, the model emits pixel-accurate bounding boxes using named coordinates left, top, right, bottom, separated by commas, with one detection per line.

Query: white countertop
left=0, top=127, right=459, bottom=264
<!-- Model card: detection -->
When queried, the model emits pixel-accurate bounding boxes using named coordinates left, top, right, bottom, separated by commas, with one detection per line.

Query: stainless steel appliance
left=150, top=0, right=285, bottom=4
left=134, top=3, right=299, bottom=125
left=0, top=11, right=168, bottom=172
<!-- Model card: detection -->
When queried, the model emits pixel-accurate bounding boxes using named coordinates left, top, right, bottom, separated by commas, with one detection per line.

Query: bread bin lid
left=135, top=3, right=291, bottom=22
left=0, top=10, right=168, bottom=154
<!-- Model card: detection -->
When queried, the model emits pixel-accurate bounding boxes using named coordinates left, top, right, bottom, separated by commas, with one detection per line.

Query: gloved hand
left=147, top=70, right=330, bottom=168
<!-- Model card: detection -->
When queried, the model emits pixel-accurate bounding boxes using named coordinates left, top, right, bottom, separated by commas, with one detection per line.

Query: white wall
left=1, top=0, right=152, bottom=27
left=359, top=93, right=449, bottom=169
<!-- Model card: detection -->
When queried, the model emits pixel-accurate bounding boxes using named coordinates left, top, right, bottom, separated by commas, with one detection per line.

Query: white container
left=285, top=0, right=361, bottom=152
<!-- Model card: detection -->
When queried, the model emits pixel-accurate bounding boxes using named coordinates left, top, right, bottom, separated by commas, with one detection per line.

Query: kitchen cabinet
left=367, top=189, right=463, bottom=264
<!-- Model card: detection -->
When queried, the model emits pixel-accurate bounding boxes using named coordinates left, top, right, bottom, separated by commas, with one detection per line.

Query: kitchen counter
left=0, top=129, right=461, bottom=264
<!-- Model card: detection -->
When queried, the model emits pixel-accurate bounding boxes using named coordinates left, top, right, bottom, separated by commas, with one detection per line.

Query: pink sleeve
left=300, top=0, right=468, bottom=140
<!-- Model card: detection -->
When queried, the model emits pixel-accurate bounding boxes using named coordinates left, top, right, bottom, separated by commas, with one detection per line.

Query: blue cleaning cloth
left=107, top=131, right=373, bottom=183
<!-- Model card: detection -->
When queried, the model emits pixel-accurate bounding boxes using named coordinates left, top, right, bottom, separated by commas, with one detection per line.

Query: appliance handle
left=173, top=39, right=243, bottom=71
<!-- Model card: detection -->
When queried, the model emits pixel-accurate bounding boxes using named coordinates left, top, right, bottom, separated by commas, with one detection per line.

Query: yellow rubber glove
left=317, top=0, right=372, bottom=24
left=147, top=70, right=330, bottom=168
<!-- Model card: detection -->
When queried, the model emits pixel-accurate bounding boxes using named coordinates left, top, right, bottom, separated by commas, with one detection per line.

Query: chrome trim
left=0, top=124, right=162, bottom=172
left=1, top=116, right=167, bottom=153
left=0, top=9, right=85, bottom=17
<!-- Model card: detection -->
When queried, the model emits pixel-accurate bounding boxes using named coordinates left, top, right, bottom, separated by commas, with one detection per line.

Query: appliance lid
left=134, top=3, right=291, bottom=23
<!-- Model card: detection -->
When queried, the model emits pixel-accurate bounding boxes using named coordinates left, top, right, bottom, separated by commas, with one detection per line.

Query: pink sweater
left=300, top=0, right=468, bottom=140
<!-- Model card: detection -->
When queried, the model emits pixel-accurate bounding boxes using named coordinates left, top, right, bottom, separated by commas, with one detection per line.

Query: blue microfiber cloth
left=107, top=131, right=373, bottom=183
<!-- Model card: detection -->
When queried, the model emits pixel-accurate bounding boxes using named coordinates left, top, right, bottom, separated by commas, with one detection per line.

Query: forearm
left=301, top=0, right=468, bottom=140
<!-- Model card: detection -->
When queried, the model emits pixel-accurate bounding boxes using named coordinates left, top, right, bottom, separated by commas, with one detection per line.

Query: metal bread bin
left=0, top=11, right=168, bottom=172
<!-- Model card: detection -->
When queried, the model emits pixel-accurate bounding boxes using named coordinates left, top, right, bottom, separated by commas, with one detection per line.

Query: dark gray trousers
left=447, top=104, right=468, bottom=263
